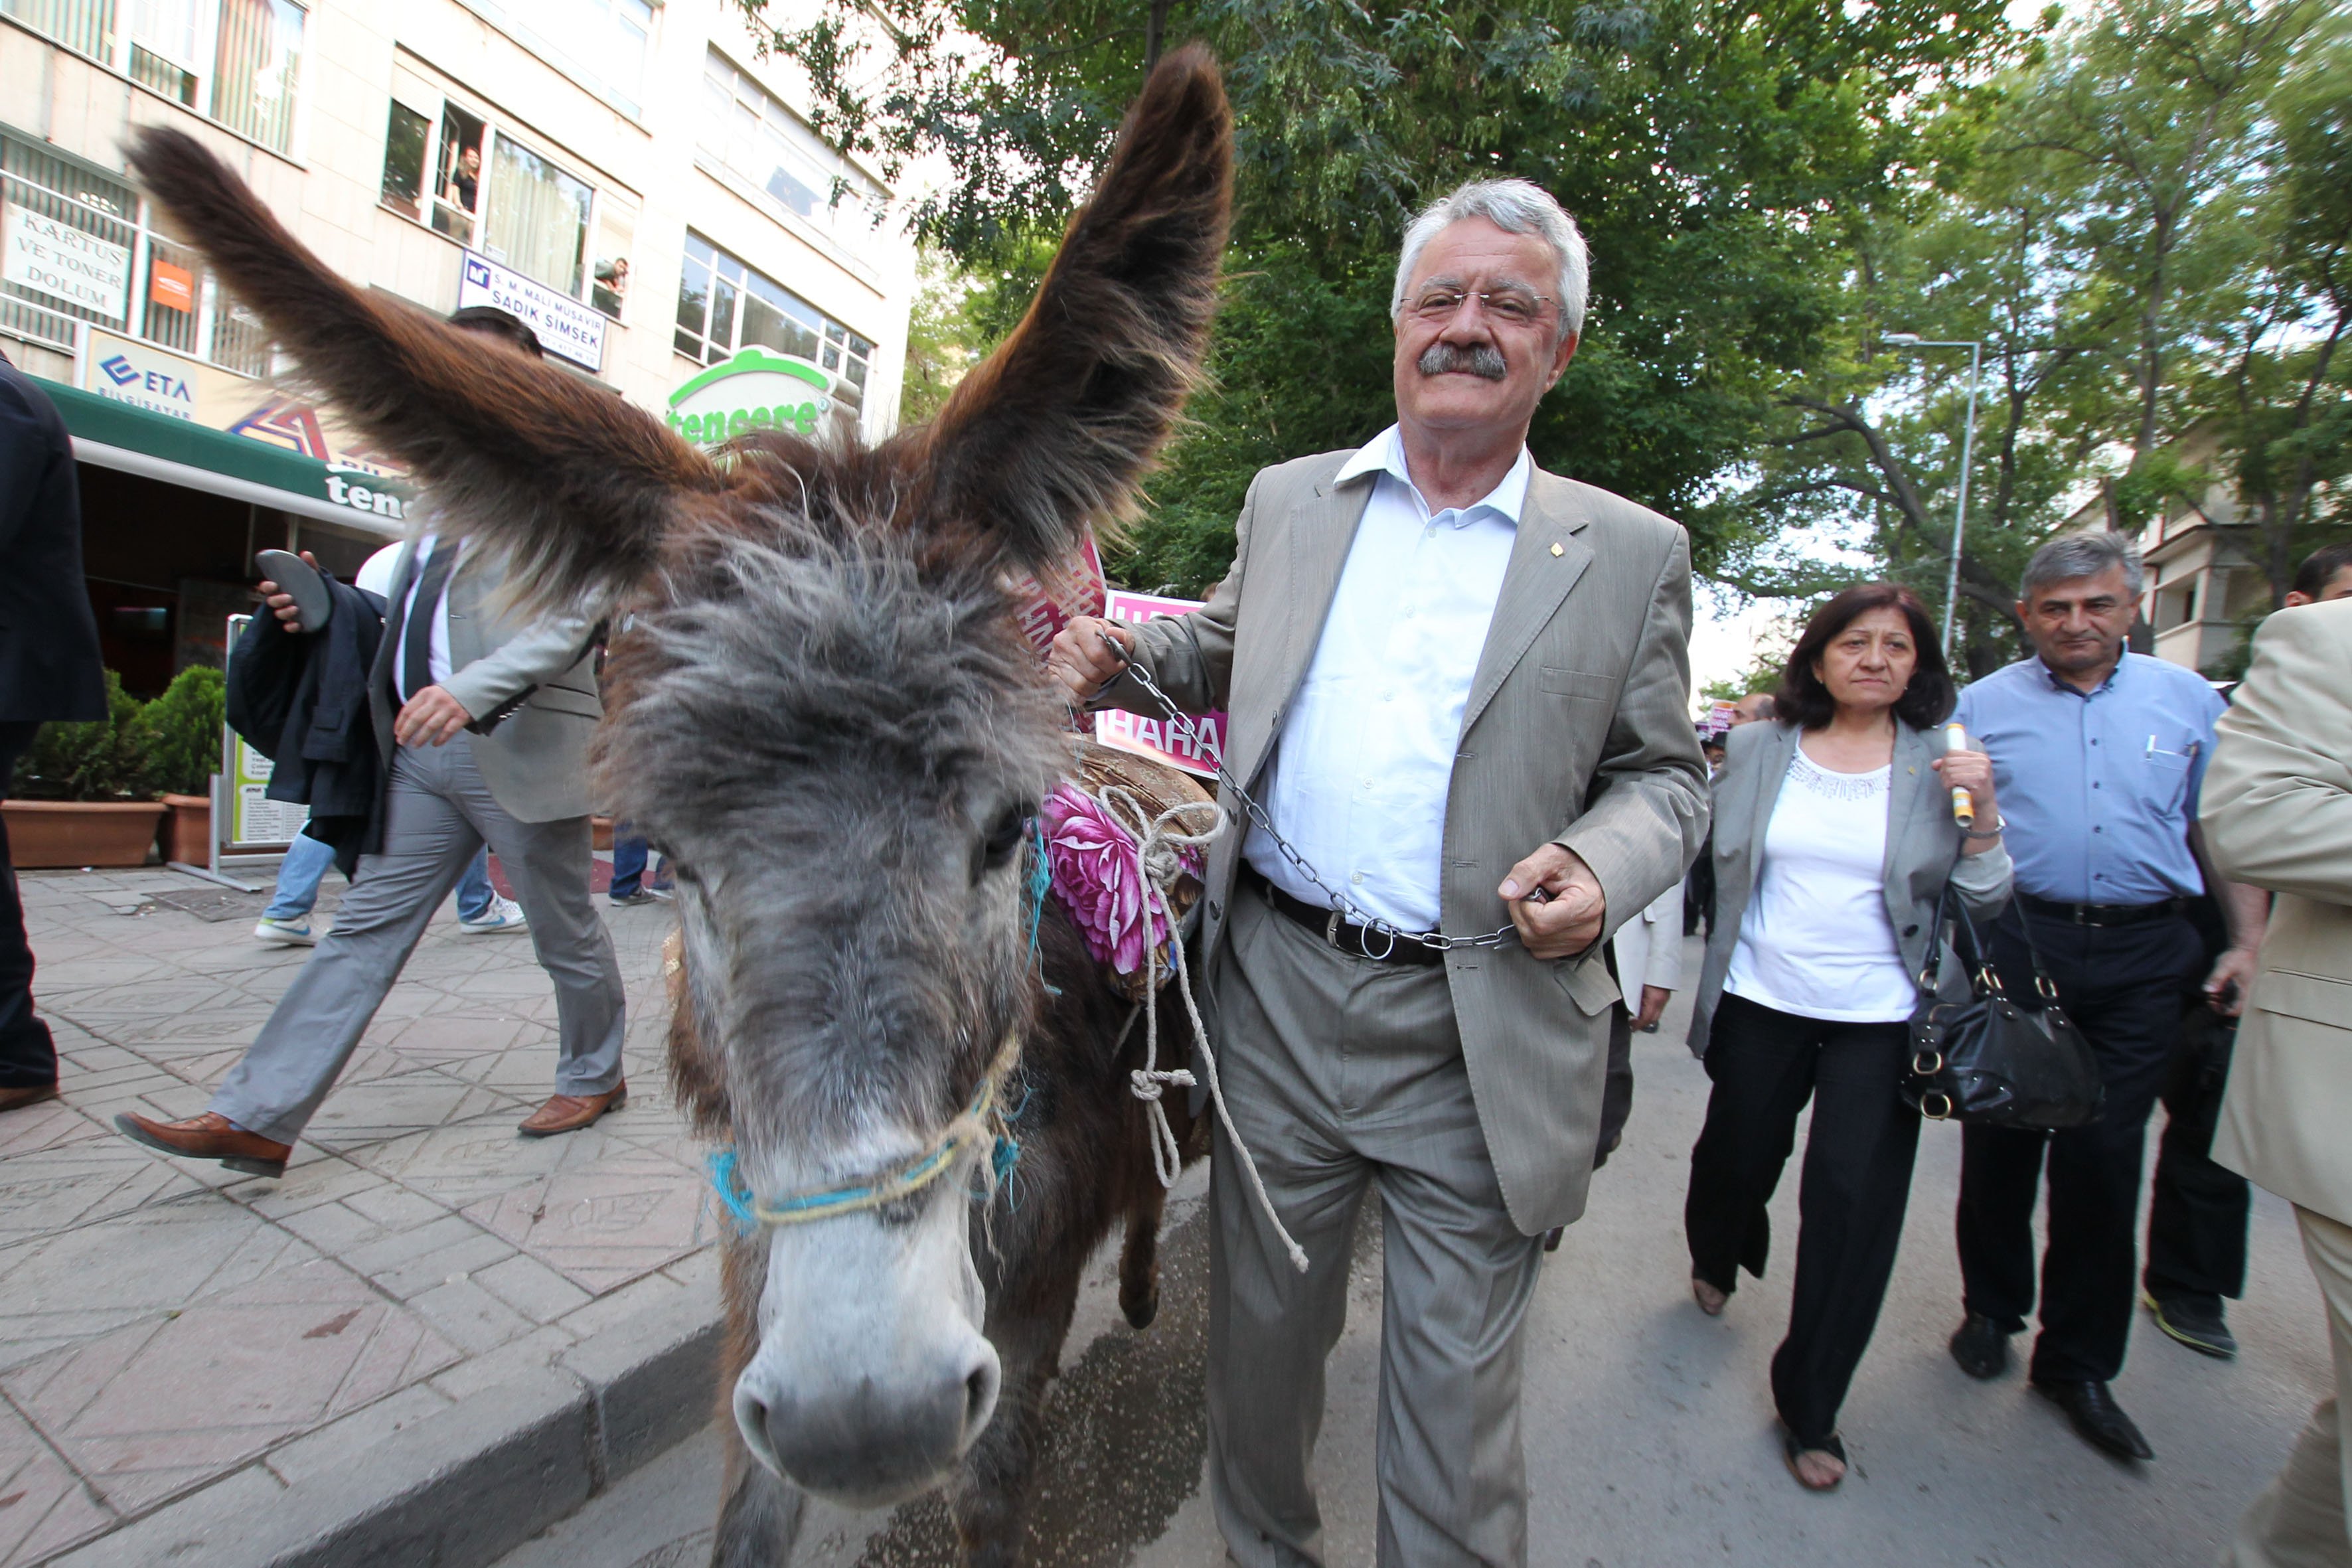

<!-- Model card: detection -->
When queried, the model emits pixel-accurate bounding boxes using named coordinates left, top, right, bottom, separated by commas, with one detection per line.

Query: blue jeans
left=607, top=822, right=667, bottom=900
left=266, top=832, right=496, bottom=923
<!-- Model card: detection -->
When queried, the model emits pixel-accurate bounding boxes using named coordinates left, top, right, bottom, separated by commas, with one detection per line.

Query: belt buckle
left=1325, top=908, right=1345, bottom=951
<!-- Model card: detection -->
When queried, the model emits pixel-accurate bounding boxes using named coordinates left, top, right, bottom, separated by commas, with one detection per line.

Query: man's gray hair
left=1391, top=179, right=1591, bottom=341
left=2021, top=530, right=2146, bottom=599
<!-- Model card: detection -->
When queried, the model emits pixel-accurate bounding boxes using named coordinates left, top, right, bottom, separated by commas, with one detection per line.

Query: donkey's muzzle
left=736, top=1342, right=1000, bottom=1508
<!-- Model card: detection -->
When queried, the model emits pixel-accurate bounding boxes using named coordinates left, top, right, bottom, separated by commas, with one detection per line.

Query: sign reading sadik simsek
left=666, top=349, right=836, bottom=448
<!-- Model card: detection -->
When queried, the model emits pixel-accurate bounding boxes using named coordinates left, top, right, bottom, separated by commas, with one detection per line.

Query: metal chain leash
left=1101, top=637, right=1526, bottom=958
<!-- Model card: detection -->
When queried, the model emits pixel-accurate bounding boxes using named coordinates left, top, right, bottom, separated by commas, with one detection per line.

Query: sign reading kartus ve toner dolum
left=666, top=349, right=835, bottom=447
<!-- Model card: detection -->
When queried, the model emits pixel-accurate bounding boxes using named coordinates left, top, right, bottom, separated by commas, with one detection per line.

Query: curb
left=47, top=1278, right=724, bottom=1568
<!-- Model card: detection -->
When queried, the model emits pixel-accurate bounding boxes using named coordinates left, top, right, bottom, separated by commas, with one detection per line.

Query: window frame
left=1, top=126, right=267, bottom=372
left=694, top=48, right=890, bottom=274
left=1, top=0, right=309, bottom=158
left=672, top=230, right=877, bottom=440
left=375, top=80, right=604, bottom=309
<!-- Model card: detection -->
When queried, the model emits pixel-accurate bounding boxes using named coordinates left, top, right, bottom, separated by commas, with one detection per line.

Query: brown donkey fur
left=127, top=46, right=1229, bottom=1567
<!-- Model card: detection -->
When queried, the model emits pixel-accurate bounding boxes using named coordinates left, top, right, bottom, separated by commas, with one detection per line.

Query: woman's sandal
left=1781, top=1428, right=1847, bottom=1492
left=1691, top=1276, right=1728, bottom=1316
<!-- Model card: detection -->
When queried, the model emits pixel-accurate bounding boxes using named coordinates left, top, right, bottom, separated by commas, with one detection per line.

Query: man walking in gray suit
left=1052, top=180, right=1707, bottom=1567
left=116, top=311, right=627, bottom=1178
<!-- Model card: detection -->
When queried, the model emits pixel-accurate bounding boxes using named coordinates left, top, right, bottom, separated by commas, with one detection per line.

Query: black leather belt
left=2018, top=892, right=2191, bottom=929
left=1241, top=866, right=1447, bottom=966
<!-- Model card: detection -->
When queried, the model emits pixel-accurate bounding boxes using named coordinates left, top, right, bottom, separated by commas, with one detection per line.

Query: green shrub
left=127, top=665, right=225, bottom=797
left=11, top=672, right=151, bottom=801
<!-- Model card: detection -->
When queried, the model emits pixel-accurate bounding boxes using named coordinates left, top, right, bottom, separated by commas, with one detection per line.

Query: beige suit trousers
left=1207, top=880, right=1545, bottom=1568
left=2229, top=1206, right=2352, bottom=1568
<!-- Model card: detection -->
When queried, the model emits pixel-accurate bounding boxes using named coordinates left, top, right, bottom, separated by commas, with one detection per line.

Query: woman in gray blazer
left=1682, top=583, right=2012, bottom=1491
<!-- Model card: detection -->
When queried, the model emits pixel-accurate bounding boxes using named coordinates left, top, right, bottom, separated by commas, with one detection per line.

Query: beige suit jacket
left=369, top=535, right=602, bottom=823
left=2203, top=598, right=2352, bottom=1228
left=1104, top=448, right=1711, bottom=1233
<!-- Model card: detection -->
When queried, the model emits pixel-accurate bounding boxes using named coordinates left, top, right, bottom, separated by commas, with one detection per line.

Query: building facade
left=1, top=0, right=917, bottom=691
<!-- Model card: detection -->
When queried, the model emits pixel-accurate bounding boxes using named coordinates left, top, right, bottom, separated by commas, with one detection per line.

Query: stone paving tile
left=0, top=1198, right=317, bottom=1374
left=0, top=1397, right=114, bottom=1568
left=2, top=868, right=702, bottom=1554
left=2, top=1254, right=460, bottom=1516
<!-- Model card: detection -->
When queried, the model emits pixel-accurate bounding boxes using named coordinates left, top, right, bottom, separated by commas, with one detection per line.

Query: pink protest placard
left=1009, top=532, right=1107, bottom=661
left=1094, top=588, right=1226, bottom=779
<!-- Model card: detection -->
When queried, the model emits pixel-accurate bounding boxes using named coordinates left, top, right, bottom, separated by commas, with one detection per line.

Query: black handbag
left=1901, top=884, right=2104, bottom=1129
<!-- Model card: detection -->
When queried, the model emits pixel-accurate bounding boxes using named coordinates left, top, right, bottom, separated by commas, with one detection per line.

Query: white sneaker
left=253, top=916, right=316, bottom=946
left=459, top=896, right=528, bottom=935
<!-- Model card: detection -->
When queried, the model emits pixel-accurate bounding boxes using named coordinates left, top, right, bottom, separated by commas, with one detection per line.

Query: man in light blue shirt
left=1946, top=530, right=2265, bottom=1464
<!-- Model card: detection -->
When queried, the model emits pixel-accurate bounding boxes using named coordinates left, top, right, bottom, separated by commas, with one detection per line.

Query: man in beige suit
left=1053, top=179, right=1707, bottom=1567
left=2204, top=595, right=2352, bottom=1568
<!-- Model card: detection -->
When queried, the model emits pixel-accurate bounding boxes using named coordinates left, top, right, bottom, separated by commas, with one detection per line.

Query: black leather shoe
left=2033, top=1379, right=2154, bottom=1461
left=1950, top=1312, right=2011, bottom=1379
left=2143, top=1289, right=2237, bottom=1359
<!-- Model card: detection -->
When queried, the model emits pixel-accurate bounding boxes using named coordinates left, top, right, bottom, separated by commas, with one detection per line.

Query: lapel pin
left=1549, top=542, right=1564, bottom=557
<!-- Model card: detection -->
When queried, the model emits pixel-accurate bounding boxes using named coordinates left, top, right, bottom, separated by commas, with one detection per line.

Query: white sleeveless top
left=1723, top=747, right=1916, bottom=1024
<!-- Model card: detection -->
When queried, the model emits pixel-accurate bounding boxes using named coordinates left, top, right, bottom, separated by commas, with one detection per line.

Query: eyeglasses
left=1407, top=287, right=1555, bottom=327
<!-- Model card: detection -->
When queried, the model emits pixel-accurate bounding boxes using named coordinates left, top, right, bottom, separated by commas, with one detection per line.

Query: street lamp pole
left=1883, top=334, right=1984, bottom=659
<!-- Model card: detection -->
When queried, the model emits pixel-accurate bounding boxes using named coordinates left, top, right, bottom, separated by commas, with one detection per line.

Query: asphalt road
left=497, top=935, right=2332, bottom=1567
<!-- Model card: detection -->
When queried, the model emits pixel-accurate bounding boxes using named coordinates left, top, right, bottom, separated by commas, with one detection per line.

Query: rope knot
left=1129, top=1066, right=1196, bottom=1103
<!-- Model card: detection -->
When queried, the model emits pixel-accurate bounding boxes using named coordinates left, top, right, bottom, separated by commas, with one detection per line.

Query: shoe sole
left=112, top=1115, right=287, bottom=1179
left=516, top=1091, right=626, bottom=1139
left=253, top=929, right=316, bottom=946
left=2141, top=1289, right=2237, bottom=1359
left=457, top=924, right=529, bottom=935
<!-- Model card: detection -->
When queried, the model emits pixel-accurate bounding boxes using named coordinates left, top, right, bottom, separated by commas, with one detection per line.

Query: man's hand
left=2203, top=945, right=2259, bottom=1018
left=1046, top=616, right=1136, bottom=703
left=1634, top=984, right=1672, bottom=1031
left=394, top=685, right=473, bottom=747
left=256, top=548, right=321, bottom=631
left=1499, top=843, right=1607, bottom=960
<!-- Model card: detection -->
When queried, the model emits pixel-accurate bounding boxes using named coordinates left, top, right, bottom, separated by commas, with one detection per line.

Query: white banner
left=3, top=202, right=131, bottom=323
left=457, top=251, right=606, bottom=372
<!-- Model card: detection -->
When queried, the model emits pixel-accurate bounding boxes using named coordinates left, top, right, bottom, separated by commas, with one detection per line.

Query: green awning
left=40, top=378, right=416, bottom=536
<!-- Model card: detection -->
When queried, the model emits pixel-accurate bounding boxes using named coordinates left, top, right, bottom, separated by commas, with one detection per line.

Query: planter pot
left=159, top=793, right=212, bottom=864
left=2, top=801, right=169, bottom=869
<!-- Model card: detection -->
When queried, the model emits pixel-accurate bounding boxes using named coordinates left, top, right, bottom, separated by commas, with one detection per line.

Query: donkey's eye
left=978, top=805, right=1029, bottom=878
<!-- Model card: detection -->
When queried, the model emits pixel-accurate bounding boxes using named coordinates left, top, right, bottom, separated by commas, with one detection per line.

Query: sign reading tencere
left=666, top=349, right=837, bottom=447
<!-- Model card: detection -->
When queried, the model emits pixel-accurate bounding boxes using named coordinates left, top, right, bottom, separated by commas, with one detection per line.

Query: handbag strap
left=1919, top=878, right=2062, bottom=1005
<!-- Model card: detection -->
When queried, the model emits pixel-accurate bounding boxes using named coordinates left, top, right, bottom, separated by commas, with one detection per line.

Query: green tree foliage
left=1713, top=0, right=2349, bottom=679
left=742, top=0, right=2015, bottom=593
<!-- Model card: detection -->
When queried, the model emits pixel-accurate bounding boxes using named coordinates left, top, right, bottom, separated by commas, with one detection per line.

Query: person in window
left=593, top=258, right=629, bottom=319
left=447, top=145, right=482, bottom=212
left=1681, top=582, right=2011, bottom=1492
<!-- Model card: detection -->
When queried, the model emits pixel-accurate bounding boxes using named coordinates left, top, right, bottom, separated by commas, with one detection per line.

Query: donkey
left=125, top=47, right=1230, bottom=1565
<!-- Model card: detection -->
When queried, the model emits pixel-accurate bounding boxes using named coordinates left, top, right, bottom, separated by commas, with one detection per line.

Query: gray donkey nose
left=738, top=1345, right=1001, bottom=1508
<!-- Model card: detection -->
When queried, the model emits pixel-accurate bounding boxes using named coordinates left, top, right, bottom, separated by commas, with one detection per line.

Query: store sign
left=3, top=202, right=131, bottom=323
left=149, top=259, right=195, bottom=313
left=457, top=251, right=606, bottom=372
left=83, top=335, right=202, bottom=420
left=666, top=349, right=836, bottom=447
left=1094, top=589, right=1225, bottom=779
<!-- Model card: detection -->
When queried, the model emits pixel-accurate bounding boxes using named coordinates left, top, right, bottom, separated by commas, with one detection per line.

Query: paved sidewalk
left=0, top=865, right=709, bottom=1567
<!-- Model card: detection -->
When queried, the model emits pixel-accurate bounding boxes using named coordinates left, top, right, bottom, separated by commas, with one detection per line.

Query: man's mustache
left=1417, top=341, right=1508, bottom=381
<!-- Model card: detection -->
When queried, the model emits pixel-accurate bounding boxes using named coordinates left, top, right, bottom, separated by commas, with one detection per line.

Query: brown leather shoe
left=0, top=1082, right=60, bottom=1113
left=114, top=1110, right=291, bottom=1177
left=518, top=1083, right=627, bottom=1138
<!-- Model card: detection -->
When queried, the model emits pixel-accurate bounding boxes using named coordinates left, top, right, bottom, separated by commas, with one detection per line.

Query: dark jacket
left=224, top=576, right=386, bottom=872
left=0, top=363, right=106, bottom=724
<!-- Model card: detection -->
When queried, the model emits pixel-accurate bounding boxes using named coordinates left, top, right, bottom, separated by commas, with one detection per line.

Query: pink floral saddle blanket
left=1043, top=740, right=1216, bottom=1002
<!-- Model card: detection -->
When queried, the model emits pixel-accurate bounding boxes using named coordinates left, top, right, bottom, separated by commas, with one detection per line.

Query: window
left=454, top=0, right=653, bottom=117
left=1, top=129, right=264, bottom=371
left=697, top=51, right=887, bottom=264
left=485, top=135, right=589, bottom=296
left=3, top=0, right=304, bottom=155
left=211, top=0, right=303, bottom=153
left=674, top=234, right=874, bottom=438
left=377, top=82, right=607, bottom=305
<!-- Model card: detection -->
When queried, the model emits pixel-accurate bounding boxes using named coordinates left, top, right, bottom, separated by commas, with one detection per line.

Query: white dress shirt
left=1245, top=425, right=1531, bottom=931
left=358, top=535, right=457, bottom=701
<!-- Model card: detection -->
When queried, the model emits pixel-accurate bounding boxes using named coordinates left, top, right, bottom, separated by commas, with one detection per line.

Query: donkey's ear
left=911, top=45, right=1230, bottom=570
left=123, top=129, right=720, bottom=615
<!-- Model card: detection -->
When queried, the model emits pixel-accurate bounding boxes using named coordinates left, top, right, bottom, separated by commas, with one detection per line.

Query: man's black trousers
left=1956, top=906, right=2205, bottom=1383
left=2144, top=1002, right=2249, bottom=1310
left=1687, top=992, right=1920, bottom=1445
left=0, top=721, right=58, bottom=1089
